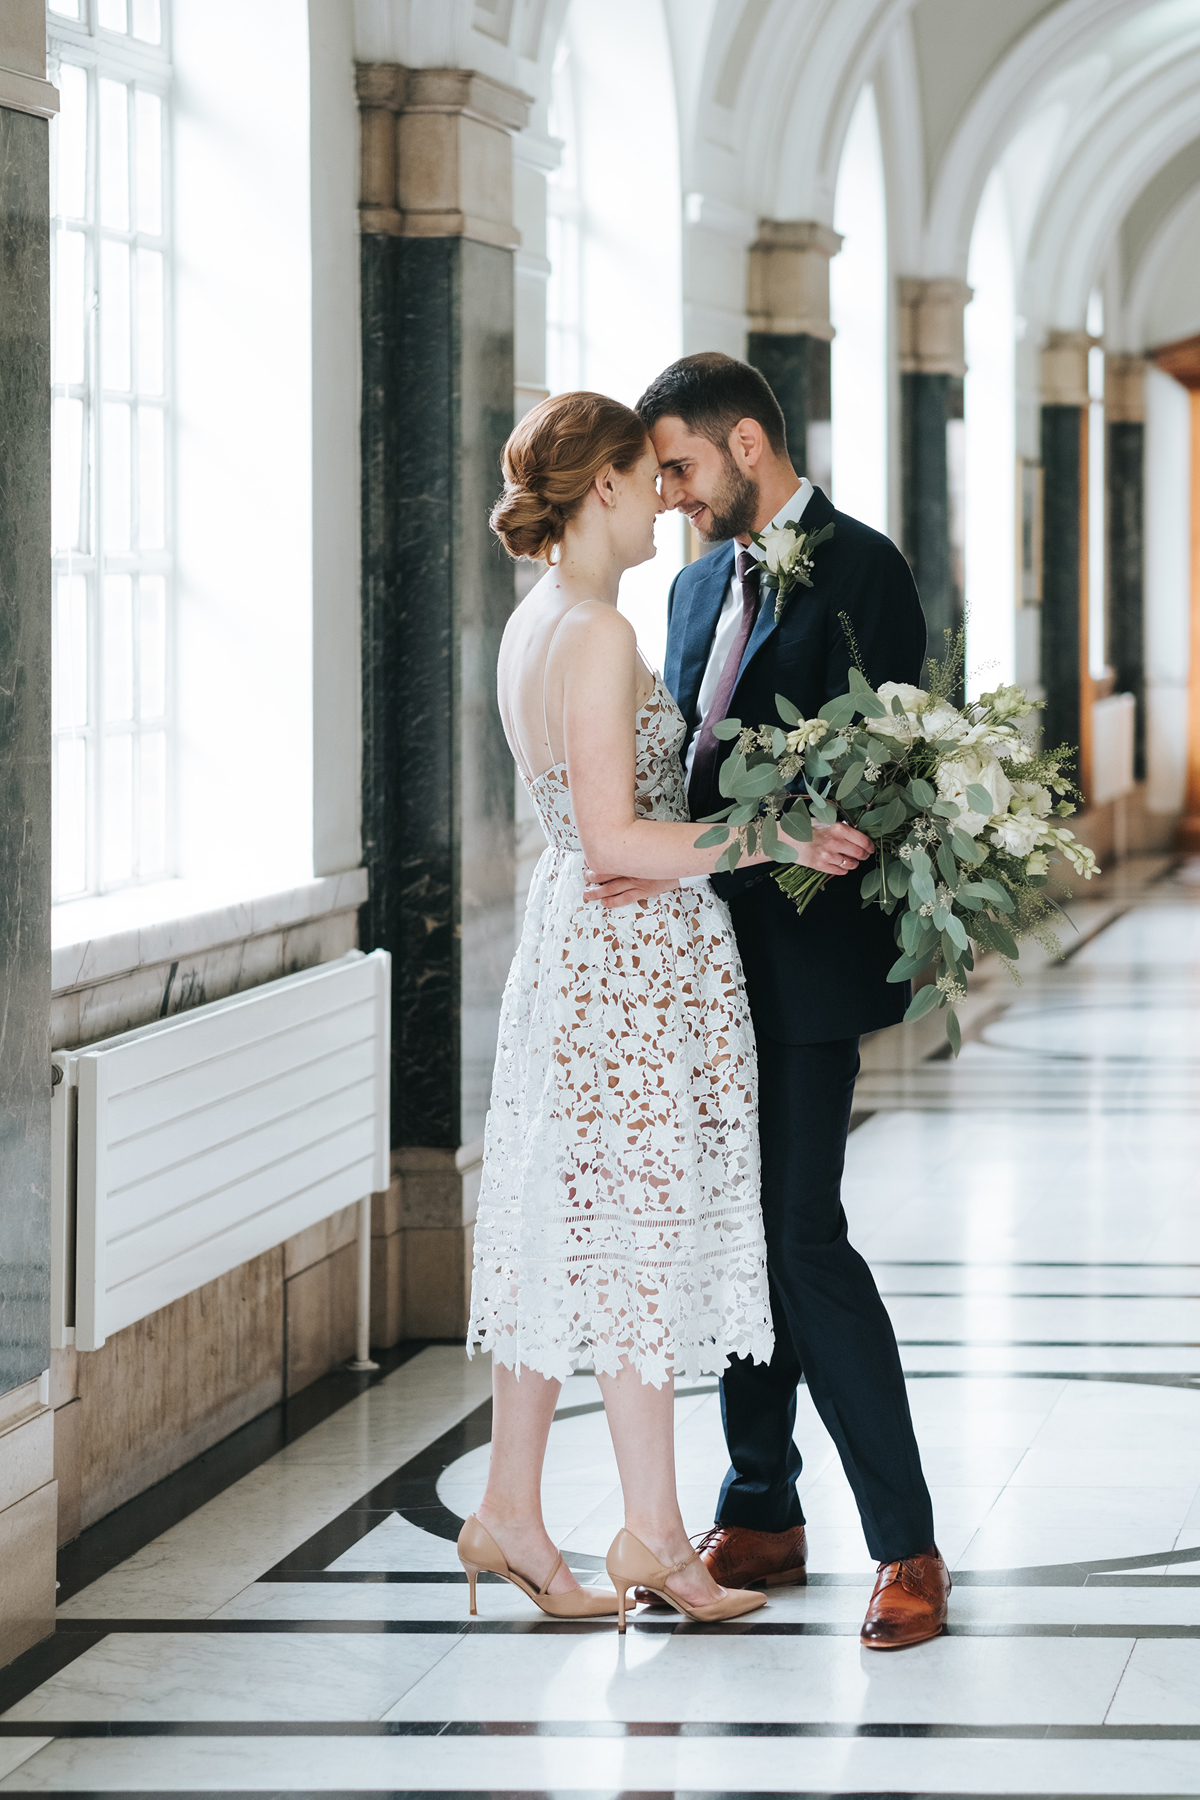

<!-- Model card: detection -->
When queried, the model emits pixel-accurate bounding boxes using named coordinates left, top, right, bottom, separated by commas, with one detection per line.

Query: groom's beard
left=698, top=457, right=760, bottom=543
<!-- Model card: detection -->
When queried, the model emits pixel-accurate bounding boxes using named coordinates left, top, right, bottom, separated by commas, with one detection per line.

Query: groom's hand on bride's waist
left=582, top=871, right=681, bottom=909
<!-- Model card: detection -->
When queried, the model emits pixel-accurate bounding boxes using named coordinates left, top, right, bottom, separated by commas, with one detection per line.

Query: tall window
left=47, top=0, right=172, bottom=900
left=964, top=167, right=1016, bottom=696
left=830, top=83, right=888, bottom=533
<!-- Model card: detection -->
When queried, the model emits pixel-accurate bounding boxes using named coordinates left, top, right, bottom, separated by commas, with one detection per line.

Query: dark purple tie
left=688, top=550, right=762, bottom=816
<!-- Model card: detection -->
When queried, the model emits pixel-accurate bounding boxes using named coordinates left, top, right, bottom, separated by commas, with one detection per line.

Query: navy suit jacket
left=664, top=487, right=927, bottom=1044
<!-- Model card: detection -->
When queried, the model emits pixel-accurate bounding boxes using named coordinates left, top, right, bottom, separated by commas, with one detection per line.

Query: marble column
left=1148, top=335, right=1200, bottom=850
left=357, top=66, right=528, bottom=1337
left=899, top=280, right=971, bottom=683
left=1106, top=356, right=1146, bottom=781
left=746, top=222, right=841, bottom=489
left=1040, top=333, right=1091, bottom=764
left=0, top=2, right=58, bottom=1668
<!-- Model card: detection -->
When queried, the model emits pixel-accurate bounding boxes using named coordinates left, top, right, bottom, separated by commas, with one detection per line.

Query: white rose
left=989, top=808, right=1042, bottom=857
left=756, top=526, right=798, bottom=575
left=935, top=749, right=1015, bottom=835
left=865, top=679, right=928, bottom=744
left=1012, top=781, right=1052, bottom=816
left=919, top=702, right=969, bottom=743
left=877, top=680, right=927, bottom=714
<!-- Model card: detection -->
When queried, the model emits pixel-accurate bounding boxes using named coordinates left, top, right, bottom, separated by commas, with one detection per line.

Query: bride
left=459, top=391, right=776, bottom=1631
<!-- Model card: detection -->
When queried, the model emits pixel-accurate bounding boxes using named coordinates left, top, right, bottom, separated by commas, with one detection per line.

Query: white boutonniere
left=751, top=518, right=836, bottom=623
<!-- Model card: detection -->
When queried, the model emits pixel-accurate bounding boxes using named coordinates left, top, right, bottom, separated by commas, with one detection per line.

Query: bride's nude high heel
left=456, top=1514, right=619, bottom=1618
left=605, top=1527, right=767, bottom=1633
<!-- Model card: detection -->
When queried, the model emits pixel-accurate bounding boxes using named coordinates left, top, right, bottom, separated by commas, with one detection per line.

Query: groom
left=606, top=352, right=947, bottom=1648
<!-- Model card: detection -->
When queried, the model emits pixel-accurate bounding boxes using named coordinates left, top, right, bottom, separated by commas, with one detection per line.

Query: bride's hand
left=583, top=871, right=681, bottom=910
left=800, top=820, right=873, bottom=877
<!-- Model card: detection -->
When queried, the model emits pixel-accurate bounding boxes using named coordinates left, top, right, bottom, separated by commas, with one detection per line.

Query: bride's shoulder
left=554, top=600, right=636, bottom=658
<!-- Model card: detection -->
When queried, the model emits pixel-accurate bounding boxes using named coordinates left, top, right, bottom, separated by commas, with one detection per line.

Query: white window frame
left=47, top=0, right=174, bottom=901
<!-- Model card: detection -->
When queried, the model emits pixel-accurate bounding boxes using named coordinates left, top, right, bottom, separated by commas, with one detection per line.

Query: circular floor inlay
left=433, top=1375, right=1200, bottom=1580
left=982, top=1001, right=1200, bottom=1063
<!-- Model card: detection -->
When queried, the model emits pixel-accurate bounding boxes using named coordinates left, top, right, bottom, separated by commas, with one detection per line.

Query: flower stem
left=773, top=864, right=830, bottom=919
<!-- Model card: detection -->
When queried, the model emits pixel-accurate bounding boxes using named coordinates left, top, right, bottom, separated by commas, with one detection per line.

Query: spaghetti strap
left=534, top=610, right=658, bottom=780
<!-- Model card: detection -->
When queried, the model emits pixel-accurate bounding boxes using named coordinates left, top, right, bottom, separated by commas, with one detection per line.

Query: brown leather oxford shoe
left=633, top=1523, right=807, bottom=1607
left=860, top=1544, right=950, bottom=1649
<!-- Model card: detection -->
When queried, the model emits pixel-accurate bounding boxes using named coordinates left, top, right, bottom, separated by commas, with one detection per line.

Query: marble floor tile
left=1107, top=1639, right=1200, bottom=1725
left=2, top=1633, right=455, bottom=1724
left=384, top=1630, right=1135, bottom=1725
left=0, top=1747, right=48, bottom=1787
left=56, top=1348, right=492, bottom=1618
left=325, top=1512, right=464, bottom=1573
left=4, top=1734, right=1200, bottom=1795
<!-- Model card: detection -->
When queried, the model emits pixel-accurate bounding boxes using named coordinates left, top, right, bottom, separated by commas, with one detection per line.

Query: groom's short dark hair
left=636, top=352, right=788, bottom=458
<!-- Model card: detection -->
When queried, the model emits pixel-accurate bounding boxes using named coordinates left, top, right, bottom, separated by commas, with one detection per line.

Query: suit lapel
left=666, top=543, right=735, bottom=736
left=734, top=487, right=835, bottom=691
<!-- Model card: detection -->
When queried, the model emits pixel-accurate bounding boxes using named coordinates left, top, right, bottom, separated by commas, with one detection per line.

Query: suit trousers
left=716, top=1031, right=935, bottom=1563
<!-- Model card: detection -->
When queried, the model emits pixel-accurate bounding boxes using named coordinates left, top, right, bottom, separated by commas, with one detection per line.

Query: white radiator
left=52, top=949, right=390, bottom=1353
left=1092, top=692, right=1136, bottom=805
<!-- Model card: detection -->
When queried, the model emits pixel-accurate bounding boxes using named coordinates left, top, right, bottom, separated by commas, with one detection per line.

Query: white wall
left=1144, top=363, right=1192, bottom=817
left=173, top=0, right=314, bottom=890
left=309, top=0, right=362, bottom=877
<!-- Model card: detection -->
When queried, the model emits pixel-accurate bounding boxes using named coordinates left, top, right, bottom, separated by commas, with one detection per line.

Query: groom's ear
left=728, top=417, right=767, bottom=473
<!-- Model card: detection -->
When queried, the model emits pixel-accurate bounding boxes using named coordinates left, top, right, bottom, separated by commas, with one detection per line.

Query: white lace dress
left=468, top=675, right=773, bottom=1387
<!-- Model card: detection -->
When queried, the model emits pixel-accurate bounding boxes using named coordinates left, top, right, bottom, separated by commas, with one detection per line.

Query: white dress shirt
left=679, top=479, right=813, bottom=889
left=683, top=480, right=814, bottom=784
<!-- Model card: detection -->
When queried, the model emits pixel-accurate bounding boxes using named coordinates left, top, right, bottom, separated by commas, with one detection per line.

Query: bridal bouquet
left=693, top=629, right=1098, bottom=1054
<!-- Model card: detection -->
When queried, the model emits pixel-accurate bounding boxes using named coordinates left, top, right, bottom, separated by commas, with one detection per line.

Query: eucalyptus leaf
left=951, top=828, right=984, bottom=862
left=818, top=693, right=858, bottom=728
left=932, top=905, right=949, bottom=931
left=909, top=846, right=932, bottom=875
left=810, top=794, right=838, bottom=825
left=945, top=1008, right=962, bottom=1056
left=728, top=803, right=759, bottom=826
left=732, top=762, right=782, bottom=798
left=940, top=928, right=962, bottom=967
left=771, top=728, right=787, bottom=759
left=909, top=778, right=936, bottom=807
left=888, top=949, right=933, bottom=984
left=904, top=982, right=942, bottom=1023
left=775, top=693, right=802, bottom=726
left=781, top=803, right=812, bottom=843
left=887, top=859, right=911, bottom=895
left=837, top=761, right=867, bottom=802
left=968, top=877, right=1015, bottom=912
left=936, top=840, right=958, bottom=888
left=861, top=868, right=882, bottom=900
left=693, top=825, right=729, bottom=848
left=966, top=783, right=995, bottom=815
left=880, top=797, right=907, bottom=833
left=712, top=718, right=742, bottom=741
left=911, top=869, right=936, bottom=907
left=931, top=800, right=961, bottom=819
left=944, top=912, right=969, bottom=951
left=717, top=753, right=746, bottom=799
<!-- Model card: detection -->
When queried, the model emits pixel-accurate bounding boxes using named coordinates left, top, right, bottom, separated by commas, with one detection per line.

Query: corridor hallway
left=0, top=861, right=1196, bottom=1796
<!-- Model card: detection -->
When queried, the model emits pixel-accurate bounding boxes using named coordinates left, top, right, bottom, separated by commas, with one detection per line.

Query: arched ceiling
left=355, top=0, right=1200, bottom=348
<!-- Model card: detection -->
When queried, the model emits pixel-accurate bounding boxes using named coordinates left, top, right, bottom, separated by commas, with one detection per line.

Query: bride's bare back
left=497, top=570, right=656, bottom=787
